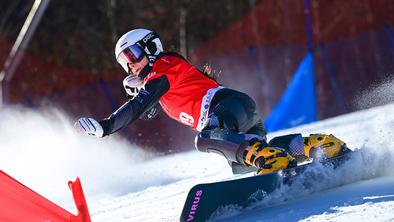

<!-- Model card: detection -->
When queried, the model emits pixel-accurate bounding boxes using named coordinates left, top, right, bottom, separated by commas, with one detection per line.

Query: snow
left=89, top=102, right=394, bottom=222
left=215, top=176, right=394, bottom=222
left=0, top=100, right=393, bottom=221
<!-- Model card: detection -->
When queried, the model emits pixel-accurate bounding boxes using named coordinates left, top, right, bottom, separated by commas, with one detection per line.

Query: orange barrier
left=0, top=170, right=91, bottom=222
left=69, top=178, right=91, bottom=222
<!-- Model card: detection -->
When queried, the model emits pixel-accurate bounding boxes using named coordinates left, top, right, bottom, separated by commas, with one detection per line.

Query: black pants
left=202, top=88, right=266, bottom=137
left=195, top=88, right=266, bottom=173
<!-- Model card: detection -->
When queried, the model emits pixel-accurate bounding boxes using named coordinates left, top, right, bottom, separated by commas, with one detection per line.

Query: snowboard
left=180, top=149, right=360, bottom=222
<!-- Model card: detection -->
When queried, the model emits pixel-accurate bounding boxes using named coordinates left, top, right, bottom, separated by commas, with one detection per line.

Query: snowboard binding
left=302, top=133, right=352, bottom=160
left=242, top=139, right=297, bottom=175
left=194, top=129, right=352, bottom=175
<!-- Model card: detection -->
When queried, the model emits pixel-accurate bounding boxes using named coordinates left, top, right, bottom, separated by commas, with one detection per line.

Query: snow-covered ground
left=0, top=102, right=393, bottom=221
left=88, top=103, right=394, bottom=222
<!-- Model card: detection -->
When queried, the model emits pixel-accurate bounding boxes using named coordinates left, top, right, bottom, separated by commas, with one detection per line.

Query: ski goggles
left=117, top=44, right=145, bottom=73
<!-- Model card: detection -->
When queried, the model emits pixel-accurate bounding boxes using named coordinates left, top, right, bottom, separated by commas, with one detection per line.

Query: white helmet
left=115, top=29, right=163, bottom=73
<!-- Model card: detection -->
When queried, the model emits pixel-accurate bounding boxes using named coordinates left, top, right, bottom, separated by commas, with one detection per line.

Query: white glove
left=123, top=75, right=145, bottom=99
left=74, top=117, right=104, bottom=138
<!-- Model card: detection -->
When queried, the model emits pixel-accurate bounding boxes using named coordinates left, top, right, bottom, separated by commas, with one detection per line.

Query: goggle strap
left=137, top=32, right=160, bottom=49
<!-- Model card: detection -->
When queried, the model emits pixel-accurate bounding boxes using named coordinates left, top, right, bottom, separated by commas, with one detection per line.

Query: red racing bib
left=144, top=55, right=221, bottom=131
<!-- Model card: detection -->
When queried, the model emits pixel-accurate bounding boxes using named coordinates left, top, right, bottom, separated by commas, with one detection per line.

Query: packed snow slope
left=0, top=83, right=393, bottom=221
left=0, top=102, right=392, bottom=222
left=88, top=103, right=394, bottom=222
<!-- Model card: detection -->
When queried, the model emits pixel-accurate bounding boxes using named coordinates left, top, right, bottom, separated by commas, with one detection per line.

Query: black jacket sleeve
left=99, top=75, right=170, bottom=136
left=139, top=102, right=162, bottom=120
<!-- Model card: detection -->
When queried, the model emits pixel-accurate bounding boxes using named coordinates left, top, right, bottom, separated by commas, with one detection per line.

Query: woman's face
left=128, top=56, right=148, bottom=76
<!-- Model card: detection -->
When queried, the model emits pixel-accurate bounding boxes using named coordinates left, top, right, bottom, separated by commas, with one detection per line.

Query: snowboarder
left=75, top=29, right=349, bottom=175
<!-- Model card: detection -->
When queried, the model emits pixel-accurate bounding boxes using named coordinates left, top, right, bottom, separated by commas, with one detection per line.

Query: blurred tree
left=1, top=0, right=261, bottom=75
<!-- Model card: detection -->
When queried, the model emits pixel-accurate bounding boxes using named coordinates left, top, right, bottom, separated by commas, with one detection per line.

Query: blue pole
left=303, top=0, right=314, bottom=52
left=247, top=47, right=273, bottom=108
left=303, top=0, right=318, bottom=119
left=384, top=25, right=394, bottom=61
left=319, top=42, right=347, bottom=114
left=99, top=79, right=117, bottom=109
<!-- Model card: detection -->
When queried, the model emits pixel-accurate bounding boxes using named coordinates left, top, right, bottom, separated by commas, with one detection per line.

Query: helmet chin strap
left=127, top=66, right=133, bottom=75
left=138, top=63, right=152, bottom=79
left=126, top=53, right=155, bottom=77
left=138, top=54, right=159, bottom=78
left=126, top=64, right=150, bottom=78
left=127, top=51, right=161, bottom=79
left=148, top=54, right=157, bottom=66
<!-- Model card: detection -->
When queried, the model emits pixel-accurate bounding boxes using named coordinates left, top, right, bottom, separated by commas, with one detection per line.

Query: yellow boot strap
left=256, top=156, right=294, bottom=175
left=243, top=142, right=263, bottom=167
left=244, top=144, right=291, bottom=168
